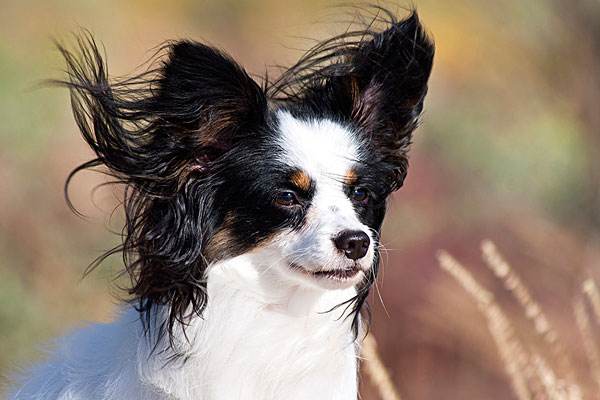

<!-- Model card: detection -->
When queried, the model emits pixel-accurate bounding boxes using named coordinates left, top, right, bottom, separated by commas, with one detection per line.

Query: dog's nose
left=333, top=230, right=370, bottom=260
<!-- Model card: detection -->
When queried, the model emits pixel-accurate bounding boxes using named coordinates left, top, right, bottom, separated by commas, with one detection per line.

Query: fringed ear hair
left=58, top=35, right=268, bottom=196
left=271, top=9, right=434, bottom=190
left=156, top=41, right=268, bottom=167
left=56, top=33, right=267, bottom=347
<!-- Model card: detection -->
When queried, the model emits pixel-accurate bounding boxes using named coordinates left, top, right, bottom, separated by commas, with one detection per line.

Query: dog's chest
left=200, top=286, right=358, bottom=399
left=143, top=262, right=360, bottom=400
left=161, top=268, right=360, bottom=399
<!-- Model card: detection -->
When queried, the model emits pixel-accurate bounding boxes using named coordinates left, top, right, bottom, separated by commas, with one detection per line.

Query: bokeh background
left=2, top=1, right=600, bottom=398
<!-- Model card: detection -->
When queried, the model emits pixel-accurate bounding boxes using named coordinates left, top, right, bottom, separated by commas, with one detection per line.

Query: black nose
left=333, top=230, right=370, bottom=260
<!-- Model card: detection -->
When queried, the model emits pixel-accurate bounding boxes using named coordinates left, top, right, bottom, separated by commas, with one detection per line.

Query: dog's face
left=62, top=10, right=434, bottom=331
left=206, top=112, right=386, bottom=289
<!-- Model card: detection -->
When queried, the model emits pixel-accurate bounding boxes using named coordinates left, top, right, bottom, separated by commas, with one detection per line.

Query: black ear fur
left=157, top=41, right=268, bottom=161
left=56, top=33, right=267, bottom=346
left=271, top=10, right=434, bottom=189
left=344, top=11, right=434, bottom=147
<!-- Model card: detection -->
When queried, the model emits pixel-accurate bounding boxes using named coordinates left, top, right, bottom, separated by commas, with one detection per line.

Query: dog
left=9, top=7, right=434, bottom=400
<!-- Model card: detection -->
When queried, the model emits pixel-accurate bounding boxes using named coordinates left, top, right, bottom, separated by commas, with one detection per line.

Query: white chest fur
left=10, top=254, right=360, bottom=400
left=143, top=254, right=360, bottom=400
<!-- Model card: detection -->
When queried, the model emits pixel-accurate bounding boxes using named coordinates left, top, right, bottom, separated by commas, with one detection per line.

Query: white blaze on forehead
left=276, top=111, right=362, bottom=180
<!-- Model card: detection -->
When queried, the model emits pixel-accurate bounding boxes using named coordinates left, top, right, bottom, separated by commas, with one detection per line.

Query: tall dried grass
left=362, top=240, right=600, bottom=400
left=437, top=240, right=600, bottom=400
left=361, top=333, right=403, bottom=400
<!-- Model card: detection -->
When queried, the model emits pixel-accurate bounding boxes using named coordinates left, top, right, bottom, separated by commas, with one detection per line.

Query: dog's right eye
left=274, top=191, right=299, bottom=207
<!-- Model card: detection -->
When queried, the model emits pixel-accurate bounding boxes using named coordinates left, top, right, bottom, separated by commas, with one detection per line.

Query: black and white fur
left=9, top=8, right=434, bottom=400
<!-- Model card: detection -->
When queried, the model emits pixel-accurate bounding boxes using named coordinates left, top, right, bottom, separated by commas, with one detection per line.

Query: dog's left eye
left=351, top=187, right=369, bottom=204
left=274, top=191, right=300, bottom=207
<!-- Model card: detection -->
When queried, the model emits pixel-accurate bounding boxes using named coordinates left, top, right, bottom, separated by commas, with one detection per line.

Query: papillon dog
left=9, top=7, right=433, bottom=400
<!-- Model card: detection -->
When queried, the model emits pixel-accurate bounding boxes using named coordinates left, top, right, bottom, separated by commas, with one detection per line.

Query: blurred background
left=1, top=0, right=600, bottom=398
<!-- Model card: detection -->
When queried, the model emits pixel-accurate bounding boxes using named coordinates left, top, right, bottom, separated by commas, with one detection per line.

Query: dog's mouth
left=290, top=263, right=362, bottom=281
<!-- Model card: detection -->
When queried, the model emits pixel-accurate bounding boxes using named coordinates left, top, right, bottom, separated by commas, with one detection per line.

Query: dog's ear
left=57, top=35, right=268, bottom=344
left=295, top=11, right=434, bottom=189
left=155, top=41, right=268, bottom=165
left=59, top=36, right=267, bottom=195
left=344, top=13, right=433, bottom=139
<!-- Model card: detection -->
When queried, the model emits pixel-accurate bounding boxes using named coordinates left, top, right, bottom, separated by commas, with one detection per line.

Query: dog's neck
left=139, top=253, right=360, bottom=400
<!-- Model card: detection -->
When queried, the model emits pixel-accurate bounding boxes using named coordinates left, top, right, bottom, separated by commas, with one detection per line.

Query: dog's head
left=60, top=10, right=434, bottom=336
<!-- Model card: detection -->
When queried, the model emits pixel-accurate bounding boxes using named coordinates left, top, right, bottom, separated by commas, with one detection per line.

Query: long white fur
left=8, top=113, right=369, bottom=400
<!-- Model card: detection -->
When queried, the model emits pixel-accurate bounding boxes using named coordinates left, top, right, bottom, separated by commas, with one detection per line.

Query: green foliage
left=0, top=266, right=50, bottom=373
left=427, top=108, right=589, bottom=220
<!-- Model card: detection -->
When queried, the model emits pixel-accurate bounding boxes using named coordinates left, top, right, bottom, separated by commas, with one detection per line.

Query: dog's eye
left=351, top=187, right=369, bottom=204
left=274, top=191, right=299, bottom=207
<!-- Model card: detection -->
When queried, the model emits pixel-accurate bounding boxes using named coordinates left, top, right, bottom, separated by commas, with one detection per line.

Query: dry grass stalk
left=437, top=247, right=583, bottom=400
left=361, top=333, right=403, bottom=400
left=486, top=302, right=531, bottom=400
left=437, top=250, right=530, bottom=400
left=582, top=279, right=600, bottom=326
left=574, top=298, right=600, bottom=392
left=481, top=240, right=573, bottom=381
left=531, top=354, right=578, bottom=399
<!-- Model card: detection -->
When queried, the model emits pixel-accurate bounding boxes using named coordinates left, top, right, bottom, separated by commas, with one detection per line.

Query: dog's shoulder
left=7, top=309, right=152, bottom=400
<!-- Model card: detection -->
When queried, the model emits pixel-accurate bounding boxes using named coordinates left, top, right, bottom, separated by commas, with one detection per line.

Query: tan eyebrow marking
left=345, top=168, right=358, bottom=186
left=290, top=170, right=312, bottom=192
